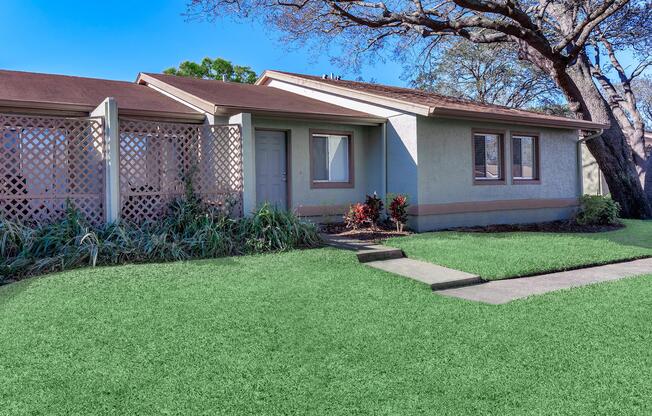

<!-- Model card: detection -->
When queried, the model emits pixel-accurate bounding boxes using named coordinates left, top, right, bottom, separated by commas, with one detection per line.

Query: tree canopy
left=407, top=40, right=561, bottom=111
left=164, top=57, right=257, bottom=83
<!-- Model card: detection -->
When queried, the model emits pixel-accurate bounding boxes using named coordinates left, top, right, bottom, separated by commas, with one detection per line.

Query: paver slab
left=366, top=258, right=482, bottom=290
left=437, top=257, right=652, bottom=304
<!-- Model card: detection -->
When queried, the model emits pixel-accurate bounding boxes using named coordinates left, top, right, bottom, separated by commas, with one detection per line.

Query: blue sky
left=2, top=1, right=646, bottom=87
left=0, top=0, right=404, bottom=85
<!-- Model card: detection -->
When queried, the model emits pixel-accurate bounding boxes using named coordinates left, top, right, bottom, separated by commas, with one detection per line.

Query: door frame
left=254, top=128, right=292, bottom=211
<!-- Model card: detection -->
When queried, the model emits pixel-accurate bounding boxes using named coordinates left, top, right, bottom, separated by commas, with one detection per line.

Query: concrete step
left=356, top=247, right=405, bottom=263
left=366, top=257, right=483, bottom=290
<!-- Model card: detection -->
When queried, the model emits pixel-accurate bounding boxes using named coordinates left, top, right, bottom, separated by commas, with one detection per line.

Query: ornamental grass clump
left=238, top=203, right=321, bottom=253
left=0, top=185, right=320, bottom=284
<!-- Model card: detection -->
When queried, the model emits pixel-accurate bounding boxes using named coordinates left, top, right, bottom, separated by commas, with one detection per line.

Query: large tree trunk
left=557, top=55, right=652, bottom=218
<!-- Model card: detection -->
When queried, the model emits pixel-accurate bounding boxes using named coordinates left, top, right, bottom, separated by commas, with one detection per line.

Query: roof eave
left=136, top=73, right=216, bottom=114
left=0, top=98, right=205, bottom=122
left=429, top=107, right=610, bottom=130
left=215, top=106, right=386, bottom=125
left=258, top=70, right=432, bottom=116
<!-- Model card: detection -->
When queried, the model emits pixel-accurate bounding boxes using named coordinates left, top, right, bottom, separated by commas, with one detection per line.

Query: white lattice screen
left=0, top=114, right=105, bottom=224
left=119, top=119, right=242, bottom=223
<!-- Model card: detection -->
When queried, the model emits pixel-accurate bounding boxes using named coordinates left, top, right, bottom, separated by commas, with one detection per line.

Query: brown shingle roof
left=0, top=69, right=201, bottom=118
left=260, top=71, right=608, bottom=130
left=140, top=73, right=383, bottom=122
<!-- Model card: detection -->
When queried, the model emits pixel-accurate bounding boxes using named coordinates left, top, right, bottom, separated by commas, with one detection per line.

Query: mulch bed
left=321, top=220, right=624, bottom=239
left=446, top=220, right=624, bottom=234
left=320, top=222, right=411, bottom=241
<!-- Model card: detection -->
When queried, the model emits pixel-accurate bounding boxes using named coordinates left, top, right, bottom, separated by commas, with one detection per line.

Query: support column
left=92, top=97, right=120, bottom=223
left=228, top=112, right=255, bottom=216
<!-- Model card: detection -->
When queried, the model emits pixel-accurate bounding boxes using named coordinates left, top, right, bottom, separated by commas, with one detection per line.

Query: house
left=582, top=131, right=652, bottom=196
left=0, top=69, right=607, bottom=231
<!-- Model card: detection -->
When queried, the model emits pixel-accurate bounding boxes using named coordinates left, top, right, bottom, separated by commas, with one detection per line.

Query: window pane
left=312, top=134, right=349, bottom=182
left=312, top=135, right=329, bottom=181
left=512, top=136, right=536, bottom=179
left=328, top=136, right=349, bottom=182
left=474, top=134, right=501, bottom=180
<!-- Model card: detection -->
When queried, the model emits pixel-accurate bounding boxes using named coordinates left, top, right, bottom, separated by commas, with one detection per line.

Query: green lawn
left=1, top=248, right=651, bottom=415
left=385, top=219, right=652, bottom=280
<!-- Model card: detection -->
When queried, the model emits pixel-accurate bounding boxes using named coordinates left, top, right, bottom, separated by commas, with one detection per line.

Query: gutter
left=577, top=128, right=604, bottom=197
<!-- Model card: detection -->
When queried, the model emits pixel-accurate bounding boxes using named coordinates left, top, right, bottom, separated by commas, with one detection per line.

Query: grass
left=1, top=248, right=651, bottom=415
left=385, top=219, right=652, bottom=280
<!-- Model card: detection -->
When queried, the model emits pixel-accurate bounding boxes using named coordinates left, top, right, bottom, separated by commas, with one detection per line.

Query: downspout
left=577, top=128, right=604, bottom=197
left=381, top=121, right=388, bottom=215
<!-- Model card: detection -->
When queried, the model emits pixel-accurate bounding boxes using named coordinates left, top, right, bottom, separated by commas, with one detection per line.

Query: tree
left=633, top=76, right=652, bottom=125
left=164, top=57, right=257, bottom=83
left=188, top=0, right=652, bottom=218
left=407, top=40, right=561, bottom=110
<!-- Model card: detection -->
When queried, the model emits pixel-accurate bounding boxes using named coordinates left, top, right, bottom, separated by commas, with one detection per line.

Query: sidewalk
left=437, top=258, right=652, bottom=304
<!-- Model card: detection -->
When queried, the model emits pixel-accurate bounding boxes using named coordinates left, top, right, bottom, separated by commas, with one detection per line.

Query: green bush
left=0, top=200, right=321, bottom=284
left=575, top=195, right=621, bottom=226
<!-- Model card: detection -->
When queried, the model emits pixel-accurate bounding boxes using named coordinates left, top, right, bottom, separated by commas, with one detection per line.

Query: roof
left=258, top=70, right=609, bottom=130
left=138, top=73, right=384, bottom=124
left=0, top=69, right=202, bottom=120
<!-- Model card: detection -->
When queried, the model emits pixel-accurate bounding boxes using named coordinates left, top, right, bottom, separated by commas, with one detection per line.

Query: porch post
left=92, top=97, right=120, bottom=223
left=228, top=112, right=255, bottom=216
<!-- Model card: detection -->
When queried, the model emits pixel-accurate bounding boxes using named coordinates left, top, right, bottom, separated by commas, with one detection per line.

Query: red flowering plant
left=387, top=193, right=409, bottom=232
left=364, top=192, right=384, bottom=228
left=344, top=203, right=370, bottom=229
left=344, top=193, right=384, bottom=230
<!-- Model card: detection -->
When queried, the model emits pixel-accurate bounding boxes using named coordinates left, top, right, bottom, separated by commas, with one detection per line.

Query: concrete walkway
left=437, top=258, right=652, bottom=304
left=321, top=234, right=482, bottom=290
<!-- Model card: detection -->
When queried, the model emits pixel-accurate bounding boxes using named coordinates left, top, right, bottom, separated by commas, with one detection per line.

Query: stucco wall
left=411, top=117, right=580, bottom=230
left=582, top=143, right=609, bottom=195
left=386, top=114, right=419, bottom=200
left=251, top=117, right=382, bottom=216
left=416, top=117, right=579, bottom=203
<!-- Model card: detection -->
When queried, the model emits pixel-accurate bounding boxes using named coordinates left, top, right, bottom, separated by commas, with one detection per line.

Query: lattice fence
left=119, top=119, right=242, bottom=223
left=0, top=113, right=105, bottom=224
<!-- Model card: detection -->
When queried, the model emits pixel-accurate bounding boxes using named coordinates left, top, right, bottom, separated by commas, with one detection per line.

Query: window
left=512, top=134, right=539, bottom=182
left=311, top=131, right=353, bottom=188
left=473, top=132, right=504, bottom=182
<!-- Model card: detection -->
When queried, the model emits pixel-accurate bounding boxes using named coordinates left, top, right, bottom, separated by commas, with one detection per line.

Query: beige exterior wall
left=582, top=143, right=609, bottom=195
left=251, top=117, right=383, bottom=220
left=411, top=117, right=581, bottom=230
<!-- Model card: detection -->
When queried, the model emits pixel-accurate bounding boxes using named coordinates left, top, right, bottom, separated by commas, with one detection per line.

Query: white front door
left=255, top=130, right=287, bottom=210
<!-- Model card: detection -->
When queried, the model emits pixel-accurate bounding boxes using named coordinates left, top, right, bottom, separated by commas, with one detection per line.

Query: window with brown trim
left=310, top=130, right=354, bottom=188
left=511, top=134, right=539, bottom=182
left=473, top=132, right=504, bottom=182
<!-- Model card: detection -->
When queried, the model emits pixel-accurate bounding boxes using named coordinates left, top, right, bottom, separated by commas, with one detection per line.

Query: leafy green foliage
left=238, top=203, right=321, bottom=253
left=575, top=195, right=621, bottom=225
left=0, top=199, right=320, bottom=283
left=163, top=57, right=257, bottom=83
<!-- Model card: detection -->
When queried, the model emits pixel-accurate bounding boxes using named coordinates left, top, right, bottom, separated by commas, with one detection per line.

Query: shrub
left=238, top=203, right=321, bottom=253
left=364, top=193, right=384, bottom=227
left=344, top=193, right=384, bottom=230
left=0, top=201, right=321, bottom=284
left=575, top=195, right=621, bottom=226
left=344, top=203, right=370, bottom=230
left=387, top=194, right=409, bottom=232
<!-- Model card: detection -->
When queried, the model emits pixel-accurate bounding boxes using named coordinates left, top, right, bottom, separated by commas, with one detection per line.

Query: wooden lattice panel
left=119, top=119, right=242, bottom=222
left=0, top=113, right=105, bottom=224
